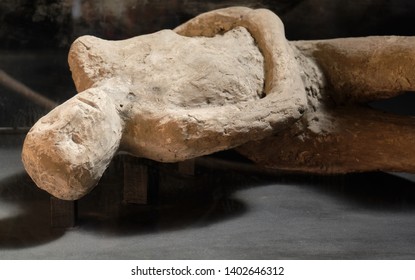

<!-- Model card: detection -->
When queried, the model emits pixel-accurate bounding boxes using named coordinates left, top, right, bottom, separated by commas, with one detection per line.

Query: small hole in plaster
left=71, top=133, right=82, bottom=144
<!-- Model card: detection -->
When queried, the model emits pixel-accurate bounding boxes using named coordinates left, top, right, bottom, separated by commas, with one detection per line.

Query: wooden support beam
left=0, top=69, right=58, bottom=110
left=123, top=159, right=149, bottom=204
left=122, top=155, right=160, bottom=205
left=178, top=158, right=196, bottom=176
left=50, top=197, right=77, bottom=228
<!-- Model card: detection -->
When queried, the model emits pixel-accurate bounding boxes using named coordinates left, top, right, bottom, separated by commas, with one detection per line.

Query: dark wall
left=2, top=0, right=415, bottom=50
left=1, top=0, right=415, bottom=126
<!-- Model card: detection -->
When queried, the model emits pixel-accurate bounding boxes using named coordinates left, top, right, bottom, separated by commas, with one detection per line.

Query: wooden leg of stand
left=123, top=159, right=149, bottom=204
left=50, top=197, right=76, bottom=228
left=178, top=158, right=196, bottom=176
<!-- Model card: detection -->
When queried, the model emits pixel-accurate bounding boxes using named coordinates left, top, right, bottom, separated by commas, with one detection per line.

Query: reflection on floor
left=1, top=135, right=415, bottom=259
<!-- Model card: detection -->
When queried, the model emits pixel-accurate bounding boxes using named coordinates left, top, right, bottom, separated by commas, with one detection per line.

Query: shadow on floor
left=0, top=172, right=65, bottom=249
left=0, top=165, right=250, bottom=247
left=1, top=161, right=415, bottom=249
left=76, top=164, right=250, bottom=237
left=288, top=172, right=415, bottom=212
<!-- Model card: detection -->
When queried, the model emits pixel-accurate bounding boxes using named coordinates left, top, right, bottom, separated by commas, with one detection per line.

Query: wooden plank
left=50, top=197, right=76, bottom=228
left=123, top=159, right=149, bottom=204
left=178, top=158, right=196, bottom=176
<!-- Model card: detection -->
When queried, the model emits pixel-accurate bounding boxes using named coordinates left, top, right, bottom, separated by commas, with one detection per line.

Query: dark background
left=1, top=0, right=415, bottom=260
left=1, top=0, right=415, bottom=126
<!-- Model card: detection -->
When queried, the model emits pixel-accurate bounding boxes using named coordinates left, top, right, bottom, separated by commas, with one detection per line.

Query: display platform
left=1, top=135, right=415, bottom=259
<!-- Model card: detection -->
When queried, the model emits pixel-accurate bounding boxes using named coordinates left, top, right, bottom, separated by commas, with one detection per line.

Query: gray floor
left=1, top=135, right=415, bottom=259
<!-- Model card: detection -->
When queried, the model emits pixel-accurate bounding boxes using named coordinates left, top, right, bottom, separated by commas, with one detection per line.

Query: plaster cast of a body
left=22, top=7, right=415, bottom=200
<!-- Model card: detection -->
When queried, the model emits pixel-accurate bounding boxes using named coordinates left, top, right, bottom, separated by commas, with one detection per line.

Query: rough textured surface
left=22, top=6, right=415, bottom=200
left=296, top=37, right=415, bottom=103
left=238, top=106, right=415, bottom=173
left=238, top=36, right=415, bottom=173
left=22, top=7, right=307, bottom=200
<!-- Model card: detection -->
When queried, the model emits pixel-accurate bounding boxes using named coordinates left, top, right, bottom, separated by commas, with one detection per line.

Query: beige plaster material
left=23, top=7, right=307, bottom=200
left=238, top=36, right=415, bottom=173
left=22, top=7, right=415, bottom=200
